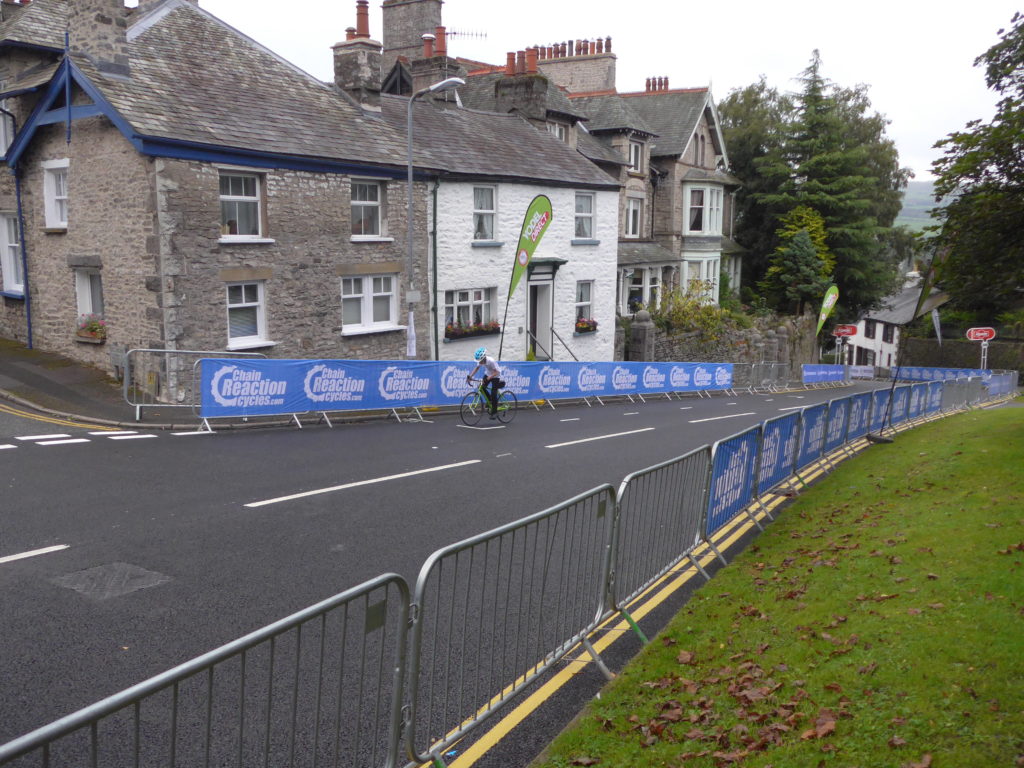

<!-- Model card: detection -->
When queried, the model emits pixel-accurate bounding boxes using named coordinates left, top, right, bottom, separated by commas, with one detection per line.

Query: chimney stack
left=67, top=0, right=130, bottom=77
left=333, top=0, right=382, bottom=110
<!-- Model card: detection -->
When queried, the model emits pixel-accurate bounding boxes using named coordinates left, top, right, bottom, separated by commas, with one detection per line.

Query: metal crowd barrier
left=0, top=574, right=410, bottom=768
left=4, top=376, right=1016, bottom=768
left=123, top=348, right=267, bottom=422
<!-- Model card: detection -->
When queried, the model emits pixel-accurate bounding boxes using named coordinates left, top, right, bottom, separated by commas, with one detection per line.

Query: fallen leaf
left=677, top=650, right=696, bottom=665
left=889, top=735, right=908, bottom=748
left=570, top=758, right=600, bottom=766
left=904, top=755, right=932, bottom=768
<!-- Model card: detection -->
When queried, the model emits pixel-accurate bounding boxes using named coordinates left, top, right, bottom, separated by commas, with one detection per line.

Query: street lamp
left=405, top=75, right=465, bottom=358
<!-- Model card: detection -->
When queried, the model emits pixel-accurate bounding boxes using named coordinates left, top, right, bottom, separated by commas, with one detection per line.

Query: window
left=574, top=192, right=594, bottom=238
left=0, top=99, right=14, bottom=156
left=699, top=135, right=706, bottom=166
left=628, top=140, right=643, bottom=173
left=74, top=268, right=104, bottom=320
left=226, top=281, right=267, bottom=347
left=444, top=288, right=495, bottom=329
left=624, top=267, right=659, bottom=313
left=882, top=323, right=895, bottom=343
left=624, top=197, right=643, bottom=238
left=684, top=185, right=723, bottom=234
left=341, top=274, right=397, bottom=331
left=42, top=159, right=69, bottom=229
left=547, top=122, right=567, bottom=142
left=863, top=320, right=876, bottom=339
left=219, top=172, right=262, bottom=238
left=351, top=180, right=384, bottom=238
left=473, top=186, right=495, bottom=240
left=574, top=281, right=592, bottom=320
left=0, top=214, right=22, bottom=294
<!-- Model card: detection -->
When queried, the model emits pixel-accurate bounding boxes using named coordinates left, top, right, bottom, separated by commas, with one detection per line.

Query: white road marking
left=108, top=434, right=158, bottom=440
left=90, top=431, right=136, bottom=436
left=0, top=544, right=69, bottom=565
left=679, top=406, right=693, bottom=411
left=496, top=453, right=513, bottom=458
left=623, top=412, right=639, bottom=416
left=245, top=459, right=482, bottom=508
left=559, top=418, right=580, bottom=422
left=0, top=444, right=15, bottom=450
left=171, top=431, right=214, bottom=436
left=456, top=424, right=505, bottom=431
left=778, top=406, right=804, bottom=412
left=688, top=412, right=757, bottom=424
left=546, top=427, right=655, bottom=449
left=37, top=438, right=91, bottom=446
left=16, top=434, right=70, bottom=441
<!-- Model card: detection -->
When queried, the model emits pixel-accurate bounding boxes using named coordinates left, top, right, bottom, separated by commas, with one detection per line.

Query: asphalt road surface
left=0, top=383, right=885, bottom=756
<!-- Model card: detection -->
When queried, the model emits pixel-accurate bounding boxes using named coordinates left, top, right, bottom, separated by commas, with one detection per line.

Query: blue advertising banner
left=802, top=364, right=845, bottom=384
left=796, top=403, right=828, bottom=470
left=823, top=397, right=850, bottom=453
left=891, top=385, right=910, bottom=424
left=908, top=383, right=929, bottom=419
left=706, top=427, right=760, bottom=537
left=870, top=389, right=891, bottom=432
left=894, top=367, right=990, bottom=382
left=757, top=413, right=799, bottom=494
left=926, top=381, right=944, bottom=413
left=847, top=392, right=872, bottom=440
left=199, top=359, right=737, bottom=419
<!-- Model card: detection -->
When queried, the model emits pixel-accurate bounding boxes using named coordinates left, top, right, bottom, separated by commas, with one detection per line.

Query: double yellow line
left=0, top=400, right=119, bottom=431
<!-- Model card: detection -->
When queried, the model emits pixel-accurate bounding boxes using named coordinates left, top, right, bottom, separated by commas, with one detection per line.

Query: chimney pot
left=515, top=50, right=526, bottom=74
left=645, top=77, right=651, bottom=92
left=346, top=26, right=356, bottom=41
left=596, top=38, right=604, bottom=54
left=505, top=52, right=515, bottom=75
left=526, top=47, right=538, bottom=74
left=435, top=26, right=447, bottom=56
left=422, top=33, right=435, bottom=58
left=605, top=36, right=612, bottom=53
left=664, top=76, right=669, bottom=90
left=355, top=0, right=370, bottom=38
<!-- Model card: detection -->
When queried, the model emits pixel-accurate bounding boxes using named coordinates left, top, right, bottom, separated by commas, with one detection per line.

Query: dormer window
left=628, top=140, right=643, bottom=173
left=547, top=122, right=568, bottom=142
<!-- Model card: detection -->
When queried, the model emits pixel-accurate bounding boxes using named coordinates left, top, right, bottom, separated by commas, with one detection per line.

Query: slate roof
left=381, top=95, right=617, bottom=187
left=1, top=0, right=619, bottom=188
left=864, top=278, right=949, bottom=325
left=0, top=0, right=65, bottom=51
left=565, top=93, right=656, bottom=136
left=576, top=128, right=625, bottom=166
left=617, top=240, right=675, bottom=265
left=618, top=88, right=710, bottom=157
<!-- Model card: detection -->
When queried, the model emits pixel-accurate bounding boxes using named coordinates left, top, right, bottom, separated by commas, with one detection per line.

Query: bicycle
left=460, top=379, right=518, bottom=426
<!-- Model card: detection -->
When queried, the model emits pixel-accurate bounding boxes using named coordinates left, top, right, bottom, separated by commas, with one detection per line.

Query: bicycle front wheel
left=460, top=391, right=485, bottom=426
left=495, top=390, right=518, bottom=424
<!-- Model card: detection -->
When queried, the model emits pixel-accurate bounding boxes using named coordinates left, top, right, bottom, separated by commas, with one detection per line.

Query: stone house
left=0, top=0, right=620, bottom=378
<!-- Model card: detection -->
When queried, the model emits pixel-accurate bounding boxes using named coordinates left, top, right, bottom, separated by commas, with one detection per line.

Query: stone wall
left=903, top=337, right=1023, bottom=374
left=537, top=52, right=616, bottom=93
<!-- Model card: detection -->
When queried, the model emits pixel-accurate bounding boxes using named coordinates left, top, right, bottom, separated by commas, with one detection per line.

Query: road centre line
left=0, top=444, right=15, bottom=450
left=0, top=544, right=69, bottom=565
left=38, top=438, right=92, bottom=446
left=90, top=430, right=136, bottom=436
left=245, top=459, right=482, bottom=508
left=16, top=434, right=70, bottom=441
left=108, top=434, right=158, bottom=440
left=559, top=418, right=580, bottom=422
left=171, top=431, right=214, bottom=436
left=545, top=427, right=654, bottom=449
left=688, top=412, right=757, bottom=424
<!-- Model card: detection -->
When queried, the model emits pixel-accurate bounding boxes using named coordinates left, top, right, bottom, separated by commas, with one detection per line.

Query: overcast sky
left=197, top=0, right=1018, bottom=182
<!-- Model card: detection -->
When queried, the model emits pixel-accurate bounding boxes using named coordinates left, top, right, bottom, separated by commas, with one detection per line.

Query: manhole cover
left=52, top=562, right=171, bottom=600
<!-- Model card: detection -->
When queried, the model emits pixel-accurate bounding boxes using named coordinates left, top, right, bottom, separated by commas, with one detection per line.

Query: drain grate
left=52, top=562, right=171, bottom=600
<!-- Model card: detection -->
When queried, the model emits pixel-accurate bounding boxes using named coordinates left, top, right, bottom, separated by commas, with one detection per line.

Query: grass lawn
left=532, top=405, right=1023, bottom=768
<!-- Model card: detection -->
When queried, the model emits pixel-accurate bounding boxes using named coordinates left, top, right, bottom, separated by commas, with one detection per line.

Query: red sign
left=966, top=327, right=996, bottom=341
left=832, top=324, right=858, bottom=337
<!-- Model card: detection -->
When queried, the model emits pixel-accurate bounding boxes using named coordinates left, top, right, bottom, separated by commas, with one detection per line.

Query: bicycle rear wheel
left=495, top=390, right=518, bottom=424
left=460, top=391, right=485, bottom=426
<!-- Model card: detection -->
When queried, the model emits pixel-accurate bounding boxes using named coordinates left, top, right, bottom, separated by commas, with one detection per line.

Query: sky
left=195, top=0, right=1019, bottom=182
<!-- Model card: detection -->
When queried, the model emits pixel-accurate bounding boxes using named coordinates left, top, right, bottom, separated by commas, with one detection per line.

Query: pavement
left=0, top=337, right=147, bottom=427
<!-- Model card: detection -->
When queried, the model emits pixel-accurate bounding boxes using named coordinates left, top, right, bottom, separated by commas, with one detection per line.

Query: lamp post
left=405, top=75, right=464, bottom=358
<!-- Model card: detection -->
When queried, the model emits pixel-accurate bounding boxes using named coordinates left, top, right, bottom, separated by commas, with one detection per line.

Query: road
left=0, top=383, right=880, bottom=751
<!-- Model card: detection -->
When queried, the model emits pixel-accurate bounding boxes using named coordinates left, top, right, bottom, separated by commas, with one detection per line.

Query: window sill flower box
left=574, top=318, right=598, bottom=335
left=444, top=321, right=501, bottom=342
left=76, top=314, right=107, bottom=343
left=75, top=330, right=106, bottom=344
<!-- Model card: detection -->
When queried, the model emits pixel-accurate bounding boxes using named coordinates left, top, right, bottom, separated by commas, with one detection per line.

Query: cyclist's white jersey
left=480, top=355, right=501, bottom=378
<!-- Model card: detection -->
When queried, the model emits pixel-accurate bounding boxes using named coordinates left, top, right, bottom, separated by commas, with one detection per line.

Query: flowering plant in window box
left=444, top=319, right=501, bottom=340
left=76, top=313, right=107, bottom=340
left=575, top=317, right=598, bottom=333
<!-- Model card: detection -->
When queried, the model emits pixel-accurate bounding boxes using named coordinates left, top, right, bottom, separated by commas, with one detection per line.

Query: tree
left=930, top=12, right=1024, bottom=315
left=719, top=52, right=909, bottom=318
left=759, top=208, right=833, bottom=314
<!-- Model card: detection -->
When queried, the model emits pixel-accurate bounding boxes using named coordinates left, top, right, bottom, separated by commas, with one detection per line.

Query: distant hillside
left=895, top=180, right=941, bottom=232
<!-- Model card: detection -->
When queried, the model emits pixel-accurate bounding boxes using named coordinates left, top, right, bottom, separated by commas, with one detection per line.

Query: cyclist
left=466, top=346, right=503, bottom=419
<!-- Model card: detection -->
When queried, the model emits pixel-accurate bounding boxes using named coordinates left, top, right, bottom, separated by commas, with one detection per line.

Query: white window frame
left=226, top=281, right=268, bottom=349
left=574, top=280, right=593, bottom=320
left=0, top=99, right=14, bottom=156
left=351, top=180, right=388, bottom=240
left=42, top=158, right=69, bottom=229
left=75, top=268, right=104, bottom=319
left=219, top=171, right=265, bottom=242
left=444, top=287, right=495, bottom=330
left=683, top=184, right=723, bottom=235
left=628, top=140, right=643, bottom=173
left=624, top=197, right=643, bottom=238
left=0, top=213, right=23, bottom=295
left=341, top=273, right=399, bottom=334
left=623, top=267, right=660, bottom=314
left=547, top=122, right=568, bottom=142
left=574, top=192, right=594, bottom=239
left=472, top=186, right=496, bottom=241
